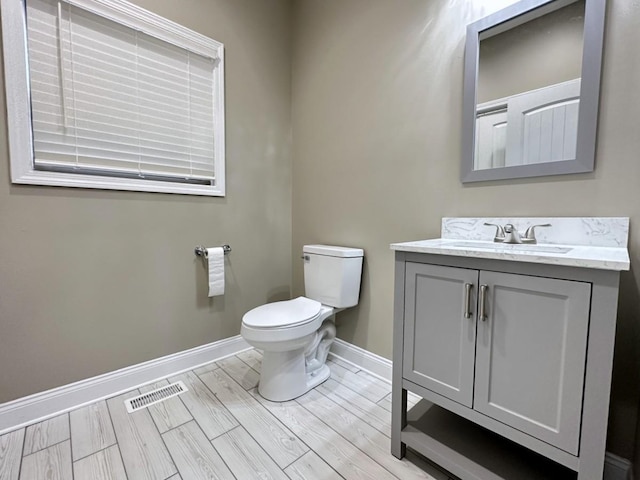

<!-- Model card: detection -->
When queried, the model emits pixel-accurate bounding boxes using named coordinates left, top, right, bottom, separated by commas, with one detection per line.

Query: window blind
left=26, top=0, right=219, bottom=184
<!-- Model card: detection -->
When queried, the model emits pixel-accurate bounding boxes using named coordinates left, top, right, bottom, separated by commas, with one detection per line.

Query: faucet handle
left=484, top=223, right=505, bottom=242
left=522, top=223, right=551, bottom=244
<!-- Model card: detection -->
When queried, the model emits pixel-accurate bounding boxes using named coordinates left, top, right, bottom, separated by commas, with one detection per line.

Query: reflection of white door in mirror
left=508, top=79, right=580, bottom=166
left=475, top=79, right=580, bottom=170
left=475, top=108, right=507, bottom=170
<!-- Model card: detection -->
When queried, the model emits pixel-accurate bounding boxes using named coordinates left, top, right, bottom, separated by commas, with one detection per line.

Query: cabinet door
left=474, top=271, right=590, bottom=454
left=403, top=263, right=478, bottom=407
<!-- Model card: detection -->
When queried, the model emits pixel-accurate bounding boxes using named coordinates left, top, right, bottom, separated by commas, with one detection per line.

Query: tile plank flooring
left=73, top=444, right=127, bottom=480
left=0, top=351, right=455, bottom=480
left=69, top=401, right=117, bottom=461
left=0, top=428, right=24, bottom=480
left=23, top=414, right=70, bottom=456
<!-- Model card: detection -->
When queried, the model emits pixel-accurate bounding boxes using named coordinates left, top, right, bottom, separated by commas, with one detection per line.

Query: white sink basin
left=445, top=241, right=573, bottom=254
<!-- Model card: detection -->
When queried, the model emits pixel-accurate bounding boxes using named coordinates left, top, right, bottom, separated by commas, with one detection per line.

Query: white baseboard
left=0, top=335, right=250, bottom=435
left=329, top=338, right=632, bottom=480
left=329, top=338, right=392, bottom=382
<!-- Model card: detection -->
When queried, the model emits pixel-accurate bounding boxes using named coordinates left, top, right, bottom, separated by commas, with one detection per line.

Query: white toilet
left=241, top=245, right=364, bottom=401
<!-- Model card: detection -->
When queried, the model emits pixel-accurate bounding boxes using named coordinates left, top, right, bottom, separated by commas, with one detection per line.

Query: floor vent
left=125, top=381, right=188, bottom=413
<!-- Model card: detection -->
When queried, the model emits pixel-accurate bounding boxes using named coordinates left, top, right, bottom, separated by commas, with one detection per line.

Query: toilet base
left=258, top=348, right=331, bottom=402
left=306, top=363, right=331, bottom=391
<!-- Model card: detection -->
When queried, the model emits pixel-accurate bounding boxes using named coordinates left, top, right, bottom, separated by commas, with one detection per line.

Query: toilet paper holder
left=194, top=245, right=232, bottom=258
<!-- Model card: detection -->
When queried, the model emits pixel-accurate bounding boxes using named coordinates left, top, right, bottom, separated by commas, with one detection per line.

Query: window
left=1, top=0, right=225, bottom=196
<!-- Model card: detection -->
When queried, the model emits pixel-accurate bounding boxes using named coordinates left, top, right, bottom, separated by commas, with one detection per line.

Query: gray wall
left=291, top=0, right=640, bottom=461
left=0, top=0, right=293, bottom=403
left=3, top=0, right=640, bottom=469
left=478, top=1, right=584, bottom=103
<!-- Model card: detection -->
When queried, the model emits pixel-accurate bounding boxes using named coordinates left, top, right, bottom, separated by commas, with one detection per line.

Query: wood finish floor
left=0, top=351, right=456, bottom=480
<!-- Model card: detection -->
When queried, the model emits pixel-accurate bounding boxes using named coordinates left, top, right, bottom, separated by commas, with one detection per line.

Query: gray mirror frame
left=460, top=0, right=606, bottom=183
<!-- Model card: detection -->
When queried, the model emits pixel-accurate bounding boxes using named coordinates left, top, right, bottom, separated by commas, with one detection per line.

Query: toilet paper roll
left=207, top=247, right=225, bottom=297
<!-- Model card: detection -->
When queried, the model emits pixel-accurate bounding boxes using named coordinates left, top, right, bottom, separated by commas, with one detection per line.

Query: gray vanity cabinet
left=403, top=262, right=590, bottom=454
left=393, top=252, right=621, bottom=480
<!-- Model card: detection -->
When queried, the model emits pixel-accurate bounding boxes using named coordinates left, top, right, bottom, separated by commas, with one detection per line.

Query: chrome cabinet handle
left=479, top=284, right=488, bottom=321
left=464, top=283, right=473, bottom=319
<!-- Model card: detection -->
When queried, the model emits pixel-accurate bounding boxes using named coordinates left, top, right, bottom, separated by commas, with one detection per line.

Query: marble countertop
left=390, top=238, right=630, bottom=271
left=391, top=217, right=630, bottom=271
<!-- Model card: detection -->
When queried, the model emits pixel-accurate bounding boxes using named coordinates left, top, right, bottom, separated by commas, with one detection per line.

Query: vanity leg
left=391, top=253, right=408, bottom=458
left=391, top=387, right=407, bottom=459
left=576, top=275, right=619, bottom=480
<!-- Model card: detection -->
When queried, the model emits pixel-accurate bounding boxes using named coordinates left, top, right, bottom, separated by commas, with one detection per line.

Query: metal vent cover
left=125, top=381, right=188, bottom=413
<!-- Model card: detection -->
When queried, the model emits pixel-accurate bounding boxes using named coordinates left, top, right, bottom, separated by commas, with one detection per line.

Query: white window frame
left=1, top=0, right=226, bottom=196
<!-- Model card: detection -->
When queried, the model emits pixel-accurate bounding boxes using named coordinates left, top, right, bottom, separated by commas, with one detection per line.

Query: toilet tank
left=303, top=245, right=364, bottom=308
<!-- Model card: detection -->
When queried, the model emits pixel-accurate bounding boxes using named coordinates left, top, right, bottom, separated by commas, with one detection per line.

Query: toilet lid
left=243, top=297, right=322, bottom=329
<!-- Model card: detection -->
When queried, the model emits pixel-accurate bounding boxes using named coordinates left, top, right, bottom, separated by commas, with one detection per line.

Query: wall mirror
left=460, top=0, right=606, bottom=183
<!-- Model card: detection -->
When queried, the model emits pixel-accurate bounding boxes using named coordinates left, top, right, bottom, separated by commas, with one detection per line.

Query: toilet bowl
left=241, top=245, right=364, bottom=402
left=242, top=297, right=335, bottom=401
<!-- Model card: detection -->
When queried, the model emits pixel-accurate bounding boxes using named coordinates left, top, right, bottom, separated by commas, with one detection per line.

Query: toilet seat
left=243, top=297, right=322, bottom=329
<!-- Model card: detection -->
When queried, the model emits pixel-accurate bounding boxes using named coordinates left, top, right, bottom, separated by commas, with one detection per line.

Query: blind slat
left=57, top=51, right=213, bottom=97
left=34, top=127, right=215, bottom=160
left=32, top=106, right=215, bottom=142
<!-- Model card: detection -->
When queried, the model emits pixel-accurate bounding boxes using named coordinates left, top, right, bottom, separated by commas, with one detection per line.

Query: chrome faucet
left=485, top=222, right=551, bottom=244
left=503, top=224, right=522, bottom=244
